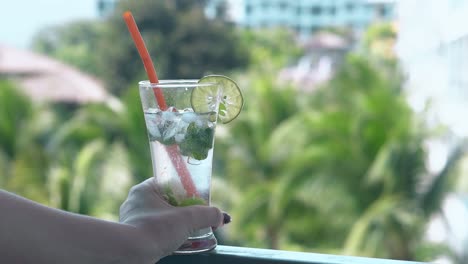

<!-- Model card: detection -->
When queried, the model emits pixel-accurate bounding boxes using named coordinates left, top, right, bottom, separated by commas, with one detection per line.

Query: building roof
left=0, top=44, right=117, bottom=105
left=301, top=32, right=350, bottom=51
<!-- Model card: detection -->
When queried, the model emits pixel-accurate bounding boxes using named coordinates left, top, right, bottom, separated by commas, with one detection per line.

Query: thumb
left=176, top=205, right=224, bottom=232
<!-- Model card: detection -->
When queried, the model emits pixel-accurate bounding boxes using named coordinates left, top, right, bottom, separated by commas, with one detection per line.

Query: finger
left=120, top=178, right=170, bottom=221
left=212, top=213, right=231, bottom=231
left=139, top=177, right=159, bottom=194
left=142, top=178, right=177, bottom=208
left=177, top=205, right=224, bottom=231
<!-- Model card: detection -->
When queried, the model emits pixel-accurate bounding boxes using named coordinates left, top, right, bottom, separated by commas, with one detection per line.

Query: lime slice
left=192, top=75, right=244, bottom=124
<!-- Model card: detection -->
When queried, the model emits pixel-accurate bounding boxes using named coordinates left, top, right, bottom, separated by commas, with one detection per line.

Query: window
left=310, top=6, right=322, bottom=15
left=246, top=4, right=252, bottom=14
left=279, top=2, right=288, bottom=10
left=378, top=6, right=388, bottom=17
left=297, top=6, right=302, bottom=15
left=346, top=3, right=355, bottom=12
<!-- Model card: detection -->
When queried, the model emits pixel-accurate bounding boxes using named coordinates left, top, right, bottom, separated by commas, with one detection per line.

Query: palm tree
left=213, top=70, right=302, bottom=249
left=215, top=47, right=466, bottom=261
left=212, top=27, right=306, bottom=248
left=0, top=79, right=50, bottom=203
left=44, top=102, right=135, bottom=218
left=0, top=79, right=135, bottom=219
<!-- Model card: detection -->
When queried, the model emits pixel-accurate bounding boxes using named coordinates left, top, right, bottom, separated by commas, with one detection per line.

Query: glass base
left=173, top=229, right=217, bottom=254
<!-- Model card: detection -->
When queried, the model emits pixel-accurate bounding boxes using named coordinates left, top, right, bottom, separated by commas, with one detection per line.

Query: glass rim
left=139, top=80, right=216, bottom=88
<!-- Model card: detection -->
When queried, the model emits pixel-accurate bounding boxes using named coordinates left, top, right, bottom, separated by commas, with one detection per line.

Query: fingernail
left=223, top=212, right=232, bottom=224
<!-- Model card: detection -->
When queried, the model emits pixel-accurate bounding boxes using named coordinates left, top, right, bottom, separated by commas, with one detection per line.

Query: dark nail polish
left=223, top=212, right=232, bottom=224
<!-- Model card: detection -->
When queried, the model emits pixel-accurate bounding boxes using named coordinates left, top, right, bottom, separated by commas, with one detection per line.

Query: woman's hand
left=119, top=177, right=228, bottom=262
left=0, top=178, right=228, bottom=264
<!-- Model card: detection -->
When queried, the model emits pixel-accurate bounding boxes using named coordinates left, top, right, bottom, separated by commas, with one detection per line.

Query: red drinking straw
left=123, top=11, right=198, bottom=197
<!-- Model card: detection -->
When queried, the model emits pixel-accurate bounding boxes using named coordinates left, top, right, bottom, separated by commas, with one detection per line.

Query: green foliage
left=214, top=46, right=464, bottom=261
left=239, top=28, right=303, bottom=71
left=419, top=144, right=466, bottom=216
left=98, top=0, right=249, bottom=94
left=360, top=22, right=399, bottom=69
left=0, top=78, right=135, bottom=217
left=4, top=6, right=468, bottom=262
left=119, top=86, right=152, bottom=183
left=32, top=20, right=104, bottom=76
left=0, top=79, right=50, bottom=202
left=0, top=80, right=32, bottom=158
left=32, top=0, right=249, bottom=96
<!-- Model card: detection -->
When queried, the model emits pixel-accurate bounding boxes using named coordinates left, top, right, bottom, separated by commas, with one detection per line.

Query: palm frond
left=420, top=141, right=467, bottom=216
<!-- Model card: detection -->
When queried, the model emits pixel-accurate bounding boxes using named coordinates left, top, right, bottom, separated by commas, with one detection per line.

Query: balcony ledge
left=158, top=245, right=425, bottom=264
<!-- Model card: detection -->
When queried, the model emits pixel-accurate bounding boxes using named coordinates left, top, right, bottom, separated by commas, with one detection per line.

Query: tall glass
left=138, top=80, right=220, bottom=254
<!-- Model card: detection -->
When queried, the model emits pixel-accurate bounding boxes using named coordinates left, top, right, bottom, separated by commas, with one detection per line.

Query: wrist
left=115, top=223, right=160, bottom=264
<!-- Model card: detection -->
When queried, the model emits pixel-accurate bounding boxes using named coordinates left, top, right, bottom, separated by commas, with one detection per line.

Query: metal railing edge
left=158, top=245, right=427, bottom=264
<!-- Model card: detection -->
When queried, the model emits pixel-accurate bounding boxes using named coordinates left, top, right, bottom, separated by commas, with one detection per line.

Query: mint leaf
left=163, top=186, right=179, bottom=206
left=178, top=122, right=214, bottom=160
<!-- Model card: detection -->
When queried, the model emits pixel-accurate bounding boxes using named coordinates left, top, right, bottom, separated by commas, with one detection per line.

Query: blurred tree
left=32, top=0, right=249, bottom=96
left=119, top=86, right=153, bottom=183
left=214, top=22, right=466, bottom=261
left=10, top=7, right=466, bottom=262
left=0, top=80, right=50, bottom=203
left=0, top=78, right=133, bottom=218
left=215, top=72, right=301, bottom=249
left=99, top=0, right=249, bottom=95
left=211, top=28, right=305, bottom=248
left=217, top=53, right=420, bottom=253
left=211, top=27, right=323, bottom=250
left=310, top=55, right=465, bottom=260
left=239, top=28, right=303, bottom=71
left=43, top=103, right=134, bottom=218
left=32, top=21, right=105, bottom=76
left=362, top=22, right=398, bottom=62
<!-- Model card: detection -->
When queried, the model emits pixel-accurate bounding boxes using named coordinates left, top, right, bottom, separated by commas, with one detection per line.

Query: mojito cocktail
left=124, top=11, right=243, bottom=255
left=139, top=76, right=243, bottom=254
left=139, top=79, right=219, bottom=253
left=144, top=107, right=217, bottom=206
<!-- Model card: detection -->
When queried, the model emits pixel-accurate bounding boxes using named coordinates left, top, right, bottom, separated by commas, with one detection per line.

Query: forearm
left=0, top=190, right=151, bottom=264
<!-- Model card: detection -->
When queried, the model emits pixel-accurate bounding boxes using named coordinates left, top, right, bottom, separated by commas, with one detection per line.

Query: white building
left=397, top=1, right=468, bottom=263
left=396, top=0, right=468, bottom=137
left=208, top=0, right=395, bottom=38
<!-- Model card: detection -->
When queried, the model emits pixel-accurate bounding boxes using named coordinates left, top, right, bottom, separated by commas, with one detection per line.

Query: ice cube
left=162, top=111, right=176, bottom=122
left=146, top=121, right=161, bottom=139
left=195, top=118, right=205, bottom=128
left=163, top=121, right=178, bottom=140
left=144, top=112, right=162, bottom=140
left=146, top=108, right=159, bottom=114
left=181, top=112, right=197, bottom=123
left=174, top=133, right=185, bottom=143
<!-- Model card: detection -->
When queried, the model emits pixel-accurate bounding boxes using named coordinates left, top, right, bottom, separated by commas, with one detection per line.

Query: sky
left=0, top=0, right=99, bottom=49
